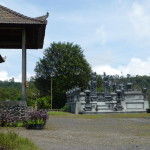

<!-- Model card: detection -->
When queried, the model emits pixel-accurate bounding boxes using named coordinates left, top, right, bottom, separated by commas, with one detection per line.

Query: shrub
left=37, top=96, right=51, bottom=109
left=0, top=112, right=25, bottom=127
left=27, top=99, right=36, bottom=107
left=61, top=105, right=71, bottom=112
left=26, top=110, right=48, bottom=128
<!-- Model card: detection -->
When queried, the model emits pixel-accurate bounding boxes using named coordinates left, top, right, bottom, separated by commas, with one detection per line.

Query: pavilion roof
left=0, top=5, right=48, bottom=24
left=0, top=55, right=4, bottom=63
left=0, top=5, right=48, bottom=49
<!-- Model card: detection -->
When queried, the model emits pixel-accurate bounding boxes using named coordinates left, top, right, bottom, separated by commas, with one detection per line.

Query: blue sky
left=1, top=0, right=150, bottom=81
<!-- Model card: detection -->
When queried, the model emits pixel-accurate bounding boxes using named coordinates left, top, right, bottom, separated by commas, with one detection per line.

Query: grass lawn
left=48, top=111, right=150, bottom=119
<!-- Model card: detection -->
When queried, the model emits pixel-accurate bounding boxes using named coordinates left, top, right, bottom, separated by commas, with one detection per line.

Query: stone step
left=96, top=105, right=109, bottom=110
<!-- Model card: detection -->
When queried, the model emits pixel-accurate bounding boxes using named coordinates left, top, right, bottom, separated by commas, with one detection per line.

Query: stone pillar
left=22, top=29, right=26, bottom=100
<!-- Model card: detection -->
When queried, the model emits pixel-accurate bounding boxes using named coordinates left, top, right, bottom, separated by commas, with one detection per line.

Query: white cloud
left=93, top=65, right=121, bottom=75
left=129, top=2, right=150, bottom=39
left=120, top=58, right=150, bottom=76
left=0, top=70, right=9, bottom=81
left=95, top=25, right=107, bottom=44
left=93, top=57, right=150, bottom=76
left=87, top=49, right=116, bottom=67
left=0, top=71, right=34, bottom=82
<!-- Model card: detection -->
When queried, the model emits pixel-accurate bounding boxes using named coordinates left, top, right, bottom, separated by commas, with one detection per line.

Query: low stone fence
left=0, top=101, right=27, bottom=119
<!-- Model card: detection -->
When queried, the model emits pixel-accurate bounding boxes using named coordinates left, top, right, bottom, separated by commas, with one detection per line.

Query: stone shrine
left=66, top=73, right=149, bottom=114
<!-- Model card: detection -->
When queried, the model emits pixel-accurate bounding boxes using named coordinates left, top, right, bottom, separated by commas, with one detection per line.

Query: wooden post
left=51, top=76, right=53, bottom=109
left=22, top=29, right=26, bottom=100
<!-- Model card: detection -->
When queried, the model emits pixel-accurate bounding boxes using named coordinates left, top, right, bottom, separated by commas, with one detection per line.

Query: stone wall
left=0, top=101, right=27, bottom=119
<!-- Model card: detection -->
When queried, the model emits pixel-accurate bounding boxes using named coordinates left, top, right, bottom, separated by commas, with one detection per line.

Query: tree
left=34, top=42, right=92, bottom=108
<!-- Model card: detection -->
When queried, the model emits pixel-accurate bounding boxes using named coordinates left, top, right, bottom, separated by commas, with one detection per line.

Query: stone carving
left=142, top=87, right=147, bottom=99
left=66, top=73, right=149, bottom=114
left=126, top=82, right=132, bottom=91
left=84, top=90, right=91, bottom=104
left=84, top=90, right=92, bottom=111
left=114, top=89, right=124, bottom=111
left=66, top=87, right=81, bottom=103
left=103, top=72, right=110, bottom=96
left=89, top=72, right=97, bottom=96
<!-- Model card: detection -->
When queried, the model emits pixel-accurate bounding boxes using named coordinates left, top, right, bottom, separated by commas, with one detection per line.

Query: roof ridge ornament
left=35, top=12, right=49, bottom=20
left=0, top=55, right=5, bottom=63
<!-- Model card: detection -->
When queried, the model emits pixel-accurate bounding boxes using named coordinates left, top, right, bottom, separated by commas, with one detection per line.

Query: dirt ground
left=11, top=115, right=150, bottom=150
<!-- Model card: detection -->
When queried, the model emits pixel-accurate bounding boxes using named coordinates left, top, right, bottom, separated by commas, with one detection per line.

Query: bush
left=37, top=96, right=51, bottom=109
left=0, top=112, right=25, bottom=127
left=61, top=105, right=71, bottom=112
left=27, top=99, right=36, bottom=107
left=26, top=110, right=48, bottom=129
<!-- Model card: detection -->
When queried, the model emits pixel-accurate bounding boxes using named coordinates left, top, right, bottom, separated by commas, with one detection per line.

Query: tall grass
left=0, top=130, right=41, bottom=150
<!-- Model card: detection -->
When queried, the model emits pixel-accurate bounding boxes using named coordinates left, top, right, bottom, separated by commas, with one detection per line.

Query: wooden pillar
left=22, top=29, right=26, bottom=100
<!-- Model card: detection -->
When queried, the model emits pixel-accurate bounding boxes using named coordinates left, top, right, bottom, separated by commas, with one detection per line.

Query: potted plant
left=26, top=110, right=48, bottom=129
left=35, top=119, right=45, bottom=129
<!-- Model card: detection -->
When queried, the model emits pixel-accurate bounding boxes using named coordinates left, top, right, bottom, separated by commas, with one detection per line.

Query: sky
left=1, top=0, right=150, bottom=82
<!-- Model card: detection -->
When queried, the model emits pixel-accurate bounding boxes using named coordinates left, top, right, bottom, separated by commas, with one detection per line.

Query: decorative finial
left=44, top=12, right=49, bottom=19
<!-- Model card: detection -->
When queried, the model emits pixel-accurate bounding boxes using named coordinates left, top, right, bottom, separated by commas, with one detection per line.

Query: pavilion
left=0, top=55, right=5, bottom=63
left=0, top=5, right=48, bottom=100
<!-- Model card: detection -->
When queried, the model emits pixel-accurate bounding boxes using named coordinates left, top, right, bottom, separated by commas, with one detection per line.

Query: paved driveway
left=15, top=115, right=150, bottom=150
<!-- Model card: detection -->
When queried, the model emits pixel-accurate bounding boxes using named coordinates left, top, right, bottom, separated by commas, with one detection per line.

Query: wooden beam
left=0, top=42, right=21, bottom=45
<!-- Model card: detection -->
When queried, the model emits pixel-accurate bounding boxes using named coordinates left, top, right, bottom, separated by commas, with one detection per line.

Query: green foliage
left=26, top=80, right=39, bottom=101
left=36, top=96, right=51, bottom=109
left=0, top=87, right=21, bottom=101
left=0, top=130, right=41, bottom=150
left=16, top=122, right=24, bottom=127
left=34, top=42, right=92, bottom=108
left=61, top=105, right=71, bottom=112
left=26, top=110, right=48, bottom=127
left=0, top=80, right=38, bottom=101
left=26, top=119, right=44, bottom=125
left=0, top=80, right=21, bottom=89
left=48, top=111, right=72, bottom=116
left=27, top=99, right=36, bottom=107
left=0, top=80, right=39, bottom=102
left=36, top=119, right=44, bottom=125
left=26, top=120, right=36, bottom=125
left=0, top=112, right=25, bottom=127
left=0, top=81, right=21, bottom=101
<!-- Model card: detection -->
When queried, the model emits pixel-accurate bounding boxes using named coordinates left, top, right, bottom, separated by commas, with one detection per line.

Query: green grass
left=48, top=111, right=150, bottom=119
left=48, top=111, right=73, bottom=116
left=0, top=130, right=41, bottom=150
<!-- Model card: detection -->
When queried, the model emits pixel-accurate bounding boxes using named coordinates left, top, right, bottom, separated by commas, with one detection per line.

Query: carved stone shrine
left=66, top=73, right=149, bottom=114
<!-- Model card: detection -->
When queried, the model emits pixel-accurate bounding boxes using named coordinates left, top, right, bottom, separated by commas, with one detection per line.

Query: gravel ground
left=14, top=116, right=150, bottom=150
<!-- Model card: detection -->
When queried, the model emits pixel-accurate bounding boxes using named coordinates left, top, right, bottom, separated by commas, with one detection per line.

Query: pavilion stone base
left=0, top=101, right=27, bottom=119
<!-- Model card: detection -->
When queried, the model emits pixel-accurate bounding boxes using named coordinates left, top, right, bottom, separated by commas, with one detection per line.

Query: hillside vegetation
left=0, top=75, right=150, bottom=107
